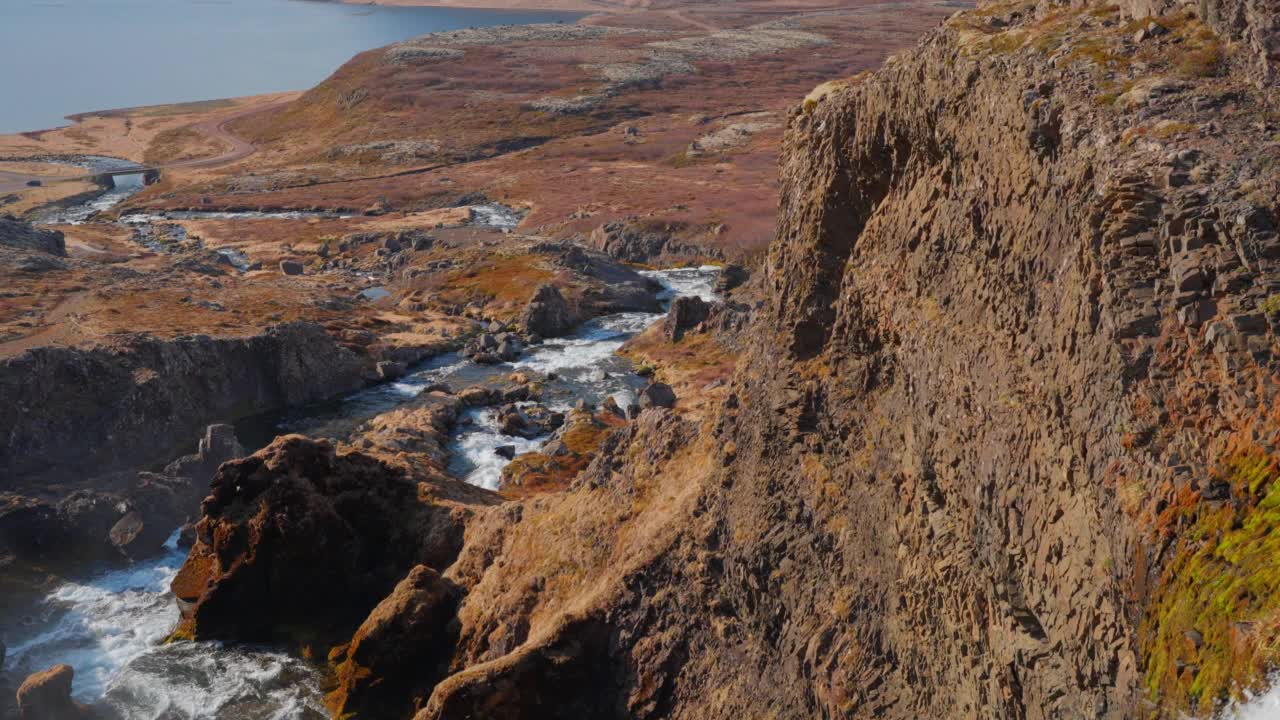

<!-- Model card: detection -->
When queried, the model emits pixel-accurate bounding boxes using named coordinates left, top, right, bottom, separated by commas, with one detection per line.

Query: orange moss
left=500, top=413, right=622, bottom=498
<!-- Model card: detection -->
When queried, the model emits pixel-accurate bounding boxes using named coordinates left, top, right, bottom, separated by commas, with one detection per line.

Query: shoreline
left=336, top=0, right=615, bottom=13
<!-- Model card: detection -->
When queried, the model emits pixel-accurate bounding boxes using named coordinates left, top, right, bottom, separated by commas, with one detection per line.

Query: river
left=1, top=252, right=720, bottom=717
left=0, top=0, right=584, bottom=134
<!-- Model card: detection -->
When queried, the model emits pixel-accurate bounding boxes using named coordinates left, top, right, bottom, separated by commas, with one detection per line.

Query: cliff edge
left=170, top=0, right=1280, bottom=717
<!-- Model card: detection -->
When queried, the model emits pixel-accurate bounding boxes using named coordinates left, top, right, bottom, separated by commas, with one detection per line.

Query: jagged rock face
left=170, top=435, right=484, bottom=643
left=0, top=322, right=368, bottom=486
left=700, top=5, right=1278, bottom=718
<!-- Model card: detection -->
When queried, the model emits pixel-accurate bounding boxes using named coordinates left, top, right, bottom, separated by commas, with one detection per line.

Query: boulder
left=279, top=260, right=304, bottom=276
left=383, top=236, right=403, bottom=253
left=639, top=382, right=677, bottom=410
left=663, top=295, right=710, bottom=341
left=715, top=263, right=749, bottom=294
left=495, top=445, right=517, bottom=460
left=520, top=284, right=575, bottom=338
left=497, top=339, right=523, bottom=362
left=16, top=665, right=89, bottom=720
left=377, top=360, right=408, bottom=381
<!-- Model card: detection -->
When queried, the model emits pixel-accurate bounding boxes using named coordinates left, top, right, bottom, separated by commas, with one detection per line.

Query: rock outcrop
left=529, top=241, right=663, bottom=316
left=0, top=423, right=244, bottom=570
left=589, top=219, right=722, bottom=264
left=661, top=296, right=710, bottom=341
left=0, top=216, right=65, bottom=256
left=0, top=322, right=368, bottom=486
left=170, top=432, right=494, bottom=643
left=16, top=665, right=88, bottom=720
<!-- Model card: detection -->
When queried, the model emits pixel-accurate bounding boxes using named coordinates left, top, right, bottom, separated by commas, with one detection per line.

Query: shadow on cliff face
left=419, top=615, right=630, bottom=720
left=0, top=322, right=371, bottom=488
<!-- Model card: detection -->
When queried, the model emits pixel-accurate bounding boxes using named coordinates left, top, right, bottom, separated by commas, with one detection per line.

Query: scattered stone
left=279, top=260, right=304, bottom=276
left=639, top=382, right=677, bottom=410
left=602, top=396, right=626, bottom=419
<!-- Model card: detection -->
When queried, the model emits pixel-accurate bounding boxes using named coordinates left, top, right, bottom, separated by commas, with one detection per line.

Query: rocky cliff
left=168, top=0, right=1280, bottom=717
left=0, top=322, right=369, bottom=486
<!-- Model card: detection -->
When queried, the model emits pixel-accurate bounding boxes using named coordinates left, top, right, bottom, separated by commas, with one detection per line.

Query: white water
left=468, top=203, right=524, bottom=230
left=450, top=407, right=548, bottom=490
left=447, top=266, right=722, bottom=489
left=4, top=534, right=325, bottom=718
left=1223, top=681, right=1280, bottom=719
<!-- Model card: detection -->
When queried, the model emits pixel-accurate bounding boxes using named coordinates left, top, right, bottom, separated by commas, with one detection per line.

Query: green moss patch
left=1142, top=449, right=1280, bottom=714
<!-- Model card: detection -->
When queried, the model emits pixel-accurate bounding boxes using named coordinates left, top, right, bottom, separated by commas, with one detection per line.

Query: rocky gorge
left=3, top=0, right=1280, bottom=717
